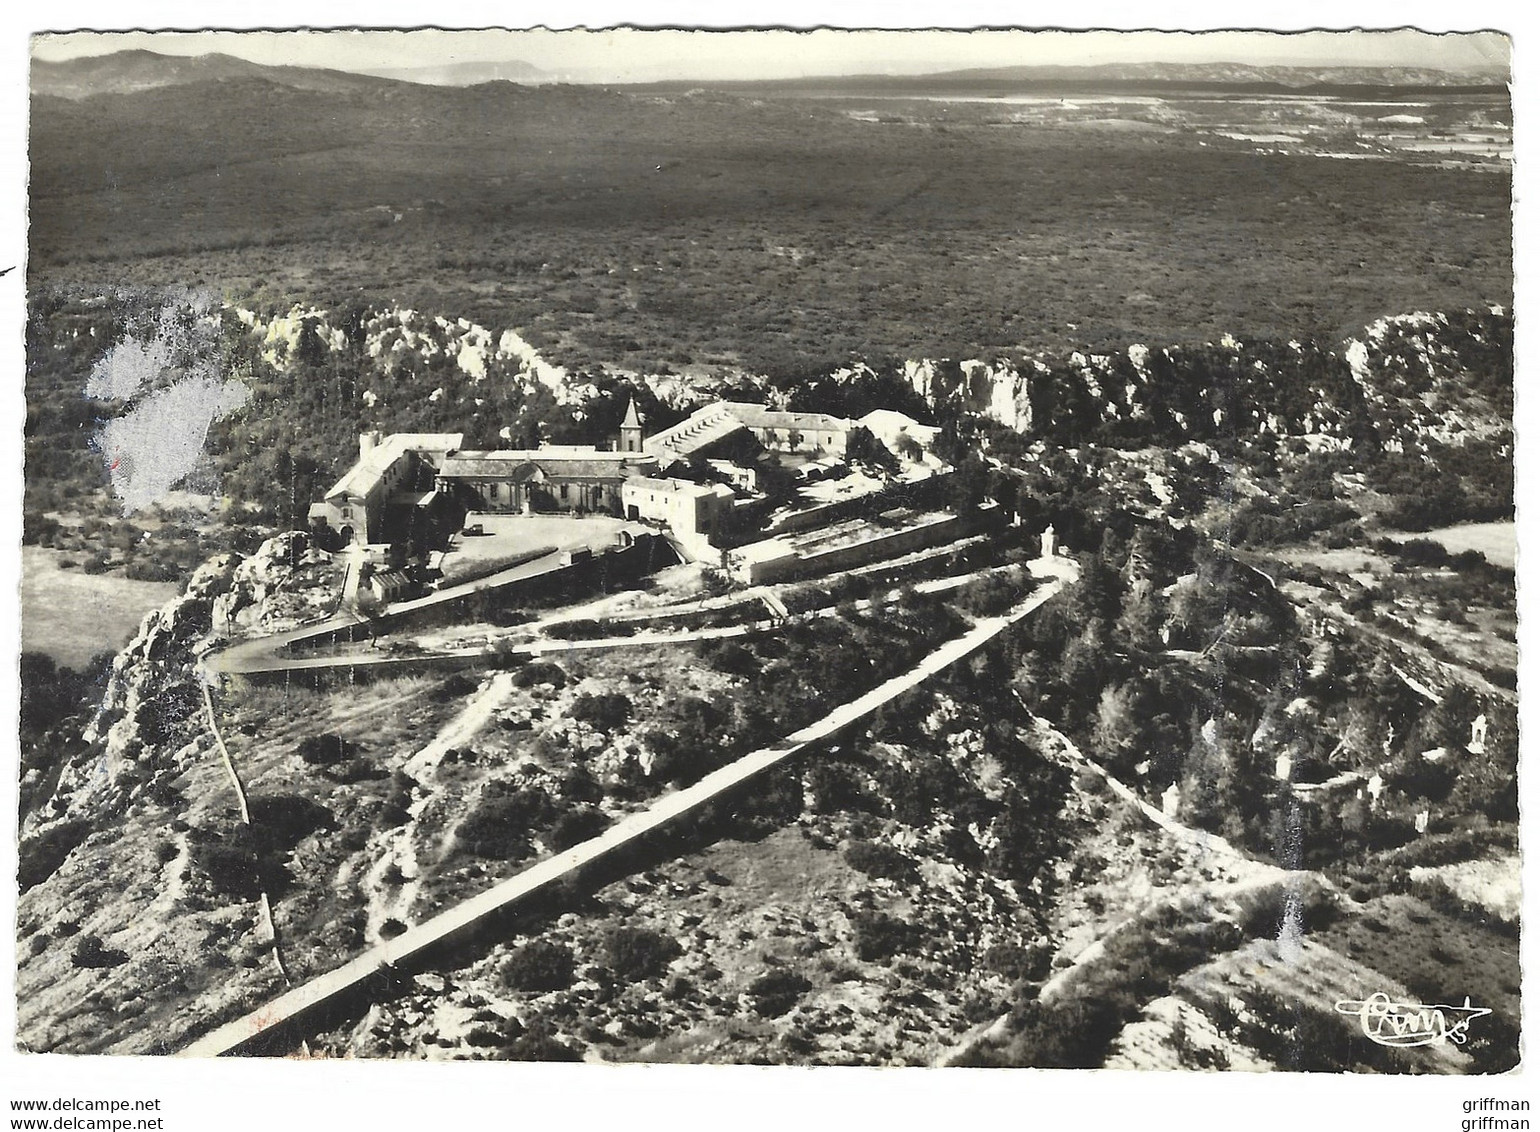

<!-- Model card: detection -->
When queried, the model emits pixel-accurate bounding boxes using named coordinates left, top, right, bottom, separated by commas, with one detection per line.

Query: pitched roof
left=643, top=404, right=747, bottom=459
left=385, top=432, right=465, bottom=452
left=324, top=433, right=464, bottom=501
left=622, top=397, right=644, bottom=428
left=623, top=475, right=735, bottom=499
left=858, top=409, right=935, bottom=439
left=438, top=449, right=656, bottom=482
left=643, top=400, right=853, bottom=460
left=721, top=402, right=851, bottom=434
left=438, top=456, right=543, bottom=480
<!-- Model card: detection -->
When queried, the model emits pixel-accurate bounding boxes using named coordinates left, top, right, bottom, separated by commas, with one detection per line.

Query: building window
left=560, top=484, right=569, bottom=502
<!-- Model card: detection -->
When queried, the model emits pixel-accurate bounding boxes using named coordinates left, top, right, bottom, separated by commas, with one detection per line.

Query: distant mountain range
left=637, top=60, right=1510, bottom=97
left=31, top=48, right=1507, bottom=102
left=866, top=61, right=1510, bottom=88
left=356, top=59, right=550, bottom=86
left=30, top=50, right=396, bottom=100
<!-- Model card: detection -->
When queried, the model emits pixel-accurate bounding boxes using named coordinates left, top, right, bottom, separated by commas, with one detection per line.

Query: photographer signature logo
left=1334, top=992, right=1491, bottom=1048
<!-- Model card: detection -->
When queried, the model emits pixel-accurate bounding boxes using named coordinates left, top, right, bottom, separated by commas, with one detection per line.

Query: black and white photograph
left=7, top=6, right=1526, bottom=1111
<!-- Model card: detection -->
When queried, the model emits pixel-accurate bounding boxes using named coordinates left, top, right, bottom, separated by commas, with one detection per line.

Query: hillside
left=30, top=49, right=399, bottom=100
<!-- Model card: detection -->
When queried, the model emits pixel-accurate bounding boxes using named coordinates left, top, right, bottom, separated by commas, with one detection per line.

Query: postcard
left=10, top=14, right=1523, bottom=1122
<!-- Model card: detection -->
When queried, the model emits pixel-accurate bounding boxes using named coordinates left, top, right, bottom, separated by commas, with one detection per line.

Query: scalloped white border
left=1, top=5, right=1530, bottom=1127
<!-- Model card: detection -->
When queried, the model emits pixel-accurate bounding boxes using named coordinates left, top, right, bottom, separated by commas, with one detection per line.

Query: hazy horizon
left=31, top=27, right=1511, bottom=86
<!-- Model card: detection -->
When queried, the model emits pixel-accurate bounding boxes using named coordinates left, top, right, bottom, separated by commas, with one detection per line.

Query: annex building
left=644, top=401, right=853, bottom=463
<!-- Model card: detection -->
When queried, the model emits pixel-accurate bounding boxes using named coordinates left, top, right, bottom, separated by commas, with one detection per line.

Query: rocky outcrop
left=28, top=534, right=318, bottom=838
left=216, top=296, right=1513, bottom=458
left=882, top=308, right=1512, bottom=451
left=21, top=553, right=239, bottom=834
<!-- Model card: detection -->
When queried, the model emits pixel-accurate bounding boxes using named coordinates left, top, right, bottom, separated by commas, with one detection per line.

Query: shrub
left=194, top=839, right=265, bottom=900
left=747, top=968, right=813, bottom=1017
left=982, top=941, right=1053, bottom=983
left=504, top=1028, right=584, bottom=1062
left=457, top=788, right=553, bottom=859
left=513, top=662, right=567, bottom=689
left=843, top=840, right=914, bottom=882
left=559, top=767, right=605, bottom=805
left=326, top=757, right=384, bottom=784
left=17, top=819, right=91, bottom=891
left=850, top=910, right=917, bottom=962
left=123, top=559, right=183, bottom=582
left=245, top=794, right=335, bottom=856
left=700, top=639, right=761, bottom=677
left=375, top=773, right=416, bottom=829
left=297, top=732, right=355, bottom=766
left=545, top=805, right=611, bottom=851
left=955, top=570, right=1034, bottom=617
left=71, top=934, right=129, bottom=970
left=552, top=619, right=615, bottom=640
left=430, top=672, right=480, bottom=702
left=962, top=987, right=1133, bottom=1069
left=569, top=692, right=632, bottom=732
left=603, top=925, right=682, bottom=980
left=805, top=762, right=876, bottom=815
left=503, top=940, right=577, bottom=992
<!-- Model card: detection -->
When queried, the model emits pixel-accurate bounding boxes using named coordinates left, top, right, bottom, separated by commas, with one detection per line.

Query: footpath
left=181, top=557, right=1075, bottom=1056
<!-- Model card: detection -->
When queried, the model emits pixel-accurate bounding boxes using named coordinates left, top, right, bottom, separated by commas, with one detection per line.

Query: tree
left=945, top=453, right=992, bottom=513
left=1092, top=681, right=1144, bottom=768
left=844, top=426, right=900, bottom=474
left=1114, top=579, right=1167, bottom=652
left=1177, top=722, right=1240, bottom=840
left=1068, top=552, right=1125, bottom=628
left=893, top=433, right=925, bottom=463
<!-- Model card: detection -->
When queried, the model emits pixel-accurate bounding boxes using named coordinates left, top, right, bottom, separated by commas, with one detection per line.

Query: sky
left=29, top=25, right=1511, bottom=84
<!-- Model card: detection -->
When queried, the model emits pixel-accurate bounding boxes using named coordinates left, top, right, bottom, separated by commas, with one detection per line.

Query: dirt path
left=933, top=716, right=1288, bottom=1067
left=181, top=558, right=1076, bottom=1057
left=363, top=673, right=519, bottom=942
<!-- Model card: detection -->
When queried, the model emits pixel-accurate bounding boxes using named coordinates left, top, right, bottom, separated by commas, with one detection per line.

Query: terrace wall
left=735, top=506, right=998, bottom=585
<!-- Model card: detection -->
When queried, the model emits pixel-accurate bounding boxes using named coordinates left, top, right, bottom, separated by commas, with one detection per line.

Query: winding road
left=201, top=559, right=1045, bottom=679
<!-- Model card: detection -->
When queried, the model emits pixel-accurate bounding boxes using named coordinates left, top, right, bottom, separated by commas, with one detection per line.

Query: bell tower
left=619, top=397, right=645, bottom=454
